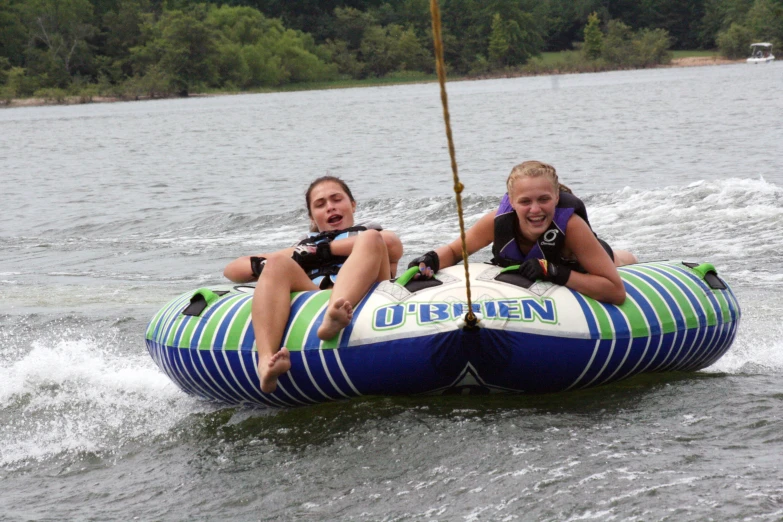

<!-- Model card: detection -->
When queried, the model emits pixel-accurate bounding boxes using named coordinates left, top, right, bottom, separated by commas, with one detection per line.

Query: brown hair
left=305, top=176, right=356, bottom=231
left=506, top=161, right=572, bottom=195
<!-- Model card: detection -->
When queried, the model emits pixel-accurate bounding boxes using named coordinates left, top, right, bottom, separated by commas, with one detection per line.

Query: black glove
left=249, top=256, right=266, bottom=278
left=291, top=242, right=334, bottom=270
left=518, top=258, right=571, bottom=286
left=407, top=251, right=440, bottom=280
left=408, top=251, right=440, bottom=272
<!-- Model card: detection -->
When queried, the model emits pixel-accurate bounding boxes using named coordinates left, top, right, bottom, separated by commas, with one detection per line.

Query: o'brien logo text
left=372, top=299, right=557, bottom=330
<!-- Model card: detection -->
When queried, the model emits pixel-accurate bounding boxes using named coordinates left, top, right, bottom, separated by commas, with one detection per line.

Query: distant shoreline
left=0, top=56, right=744, bottom=109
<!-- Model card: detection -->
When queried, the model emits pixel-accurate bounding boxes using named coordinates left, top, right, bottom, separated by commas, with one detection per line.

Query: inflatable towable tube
left=145, top=261, right=740, bottom=407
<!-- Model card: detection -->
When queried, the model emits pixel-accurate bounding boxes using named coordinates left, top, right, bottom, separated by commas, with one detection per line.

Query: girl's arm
left=223, top=247, right=295, bottom=283
left=563, top=217, right=626, bottom=305
left=432, top=210, right=496, bottom=270
left=225, top=228, right=404, bottom=283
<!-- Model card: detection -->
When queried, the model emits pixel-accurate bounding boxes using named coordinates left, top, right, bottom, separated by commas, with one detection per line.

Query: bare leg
left=614, top=250, right=638, bottom=267
left=253, top=257, right=318, bottom=393
left=318, top=230, right=390, bottom=340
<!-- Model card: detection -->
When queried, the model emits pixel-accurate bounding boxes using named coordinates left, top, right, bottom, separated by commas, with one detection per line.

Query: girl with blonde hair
left=409, top=161, right=635, bottom=305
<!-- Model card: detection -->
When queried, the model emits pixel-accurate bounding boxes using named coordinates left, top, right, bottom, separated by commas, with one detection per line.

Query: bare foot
left=258, top=347, right=291, bottom=393
left=317, top=297, right=353, bottom=341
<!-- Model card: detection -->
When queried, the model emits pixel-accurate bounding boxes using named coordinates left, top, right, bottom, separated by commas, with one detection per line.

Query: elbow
left=223, top=260, right=244, bottom=283
left=610, top=286, right=626, bottom=306
left=223, top=266, right=237, bottom=283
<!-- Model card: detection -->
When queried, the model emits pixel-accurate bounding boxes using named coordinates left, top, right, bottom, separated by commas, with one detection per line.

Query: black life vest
left=296, top=224, right=380, bottom=289
left=491, top=195, right=574, bottom=268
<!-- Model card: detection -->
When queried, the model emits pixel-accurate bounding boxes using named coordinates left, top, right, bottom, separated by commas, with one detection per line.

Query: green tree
left=322, top=37, right=365, bottom=77
left=131, top=5, right=219, bottom=95
left=3, top=65, right=40, bottom=96
left=486, top=9, right=541, bottom=66
left=20, top=0, right=97, bottom=85
left=332, top=6, right=376, bottom=49
left=355, top=22, right=430, bottom=77
left=633, top=0, right=704, bottom=49
left=601, top=19, right=633, bottom=65
left=488, top=13, right=511, bottom=66
left=396, top=25, right=430, bottom=71
left=242, top=43, right=288, bottom=86
left=487, top=0, right=543, bottom=63
left=745, top=0, right=783, bottom=47
left=273, top=29, right=337, bottom=81
left=214, top=40, right=250, bottom=87
left=102, top=0, right=152, bottom=77
left=440, top=0, right=487, bottom=73
left=600, top=18, right=671, bottom=67
left=632, top=27, right=672, bottom=66
left=208, top=4, right=269, bottom=45
left=699, top=0, right=755, bottom=46
left=583, top=11, right=602, bottom=59
left=206, top=5, right=337, bottom=86
left=716, top=21, right=753, bottom=57
left=537, top=0, right=605, bottom=51
left=0, top=0, right=26, bottom=66
left=359, top=24, right=398, bottom=76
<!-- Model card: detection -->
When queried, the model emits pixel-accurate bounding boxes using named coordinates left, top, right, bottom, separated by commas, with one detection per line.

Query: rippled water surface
left=2, top=62, right=783, bottom=521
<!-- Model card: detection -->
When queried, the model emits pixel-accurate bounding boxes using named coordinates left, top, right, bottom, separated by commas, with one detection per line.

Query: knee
left=261, top=255, right=300, bottom=277
left=614, top=250, right=638, bottom=267
left=356, top=229, right=385, bottom=252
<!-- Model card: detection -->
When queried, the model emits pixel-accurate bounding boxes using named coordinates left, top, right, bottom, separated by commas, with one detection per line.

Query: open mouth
left=327, top=214, right=343, bottom=225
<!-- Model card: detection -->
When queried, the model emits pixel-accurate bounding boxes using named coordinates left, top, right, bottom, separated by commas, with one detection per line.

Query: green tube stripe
left=625, top=266, right=697, bottom=330
left=164, top=294, right=198, bottom=346
left=724, top=287, right=741, bottom=320
left=147, top=294, right=187, bottom=340
left=619, top=271, right=678, bottom=334
left=146, top=303, right=168, bottom=339
left=178, top=307, right=201, bottom=348
left=165, top=315, right=186, bottom=347
left=611, top=280, right=650, bottom=338
left=702, top=276, right=731, bottom=323
left=146, top=295, right=181, bottom=339
left=650, top=264, right=719, bottom=326
left=657, top=263, right=728, bottom=326
left=223, top=296, right=253, bottom=351
left=160, top=295, right=192, bottom=345
left=198, top=295, right=246, bottom=350
left=321, top=331, right=341, bottom=350
left=715, top=290, right=731, bottom=323
left=653, top=262, right=719, bottom=324
left=284, top=291, right=332, bottom=352
left=684, top=263, right=731, bottom=323
left=584, top=297, right=614, bottom=339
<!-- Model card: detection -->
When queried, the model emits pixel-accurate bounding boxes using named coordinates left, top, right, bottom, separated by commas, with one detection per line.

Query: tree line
left=0, top=0, right=781, bottom=100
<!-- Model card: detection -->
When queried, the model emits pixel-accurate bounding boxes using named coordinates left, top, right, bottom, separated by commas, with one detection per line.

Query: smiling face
left=509, top=175, right=559, bottom=244
left=307, top=180, right=356, bottom=232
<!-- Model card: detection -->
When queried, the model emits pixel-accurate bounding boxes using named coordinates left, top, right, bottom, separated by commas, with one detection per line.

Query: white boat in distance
left=747, top=42, right=774, bottom=64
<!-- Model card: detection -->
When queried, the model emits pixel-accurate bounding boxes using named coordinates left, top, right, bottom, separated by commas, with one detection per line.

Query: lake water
left=2, top=62, right=782, bottom=520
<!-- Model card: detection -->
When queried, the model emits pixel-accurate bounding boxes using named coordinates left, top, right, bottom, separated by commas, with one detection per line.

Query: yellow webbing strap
left=429, top=0, right=477, bottom=328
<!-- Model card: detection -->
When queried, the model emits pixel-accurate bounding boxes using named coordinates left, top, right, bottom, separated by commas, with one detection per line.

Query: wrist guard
left=518, top=258, right=571, bottom=286
left=407, top=251, right=440, bottom=273
left=292, top=242, right=334, bottom=270
left=249, top=256, right=266, bottom=278
left=539, top=259, right=572, bottom=286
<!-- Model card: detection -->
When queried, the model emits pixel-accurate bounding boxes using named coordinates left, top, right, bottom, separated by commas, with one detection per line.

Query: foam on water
left=710, top=319, right=783, bottom=374
left=588, top=177, right=783, bottom=279
left=0, top=328, right=213, bottom=469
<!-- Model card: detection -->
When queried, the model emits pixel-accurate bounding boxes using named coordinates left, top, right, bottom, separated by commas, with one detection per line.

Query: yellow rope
left=429, top=0, right=477, bottom=328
